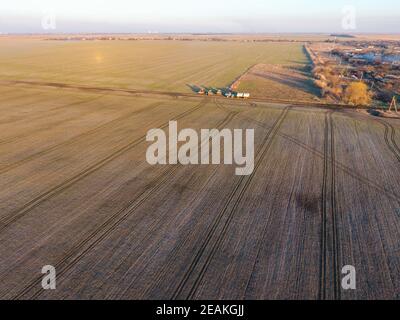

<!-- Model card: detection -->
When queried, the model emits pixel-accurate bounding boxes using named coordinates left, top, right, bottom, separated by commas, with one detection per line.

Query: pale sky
left=0, top=0, right=399, bottom=33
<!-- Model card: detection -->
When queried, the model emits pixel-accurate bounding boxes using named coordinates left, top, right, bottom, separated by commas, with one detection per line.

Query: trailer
left=235, top=92, right=250, bottom=99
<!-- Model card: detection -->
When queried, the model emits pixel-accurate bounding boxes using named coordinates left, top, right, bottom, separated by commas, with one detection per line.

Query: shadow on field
left=253, top=71, right=320, bottom=97
left=187, top=84, right=203, bottom=93
left=296, top=193, right=320, bottom=215
left=186, top=84, right=230, bottom=94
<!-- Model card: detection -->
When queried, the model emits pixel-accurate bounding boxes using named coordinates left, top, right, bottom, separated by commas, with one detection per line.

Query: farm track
left=355, top=112, right=400, bottom=164
left=0, top=102, right=162, bottom=175
left=14, top=103, right=239, bottom=300
left=134, top=99, right=240, bottom=297
left=0, top=79, right=371, bottom=110
left=172, top=106, right=290, bottom=300
left=330, top=113, right=341, bottom=301
left=239, top=113, right=400, bottom=203
left=378, top=119, right=400, bottom=163
left=2, top=38, right=400, bottom=300
left=320, top=113, right=329, bottom=300
left=0, top=100, right=207, bottom=233
left=320, top=112, right=340, bottom=300
left=110, top=107, right=241, bottom=299
left=0, top=94, right=399, bottom=299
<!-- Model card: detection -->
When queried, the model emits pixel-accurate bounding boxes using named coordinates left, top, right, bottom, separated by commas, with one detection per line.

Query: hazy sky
left=1, top=0, right=399, bottom=33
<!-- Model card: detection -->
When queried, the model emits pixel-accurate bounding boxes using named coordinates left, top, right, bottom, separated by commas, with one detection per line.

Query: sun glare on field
left=95, top=54, right=104, bottom=63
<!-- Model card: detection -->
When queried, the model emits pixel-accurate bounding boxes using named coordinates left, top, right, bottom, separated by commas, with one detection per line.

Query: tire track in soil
left=320, top=112, right=340, bottom=300
left=109, top=107, right=241, bottom=299
left=0, top=102, right=162, bottom=175
left=171, top=106, right=290, bottom=300
left=0, top=79, right=372, bottom=110
left=378, top=119, right=400, bottom=163
left=0, top=100, right=207, bottom=234
left=355, top=113, right=400, bottom=164
left=0, top=95, right=105, bottom=142
left=329, top=112, right=341, bottom=300
left=231, top=109, right=342, bottom=300
left=239, top=114, right=400, bottom=203
left=319, top=112, right=329, bottom=299
left=13, top=103, right=237, bottom=300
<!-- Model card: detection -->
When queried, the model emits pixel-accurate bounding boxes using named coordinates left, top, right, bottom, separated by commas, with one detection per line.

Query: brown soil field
left=0, top=83, right=399, bottom=300
left=237, top=64, right=321, bottom=102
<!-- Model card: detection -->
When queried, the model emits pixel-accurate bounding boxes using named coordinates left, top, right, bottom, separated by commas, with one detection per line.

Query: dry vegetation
left=0, top=38, right=399, bottom=300
left=237, top=64, right=320, bottom=102
left=343, top=82, right=372, bottom=105
left=312, top=65, right=373, bottom=105
left=307, top=42, right=386, bottom=107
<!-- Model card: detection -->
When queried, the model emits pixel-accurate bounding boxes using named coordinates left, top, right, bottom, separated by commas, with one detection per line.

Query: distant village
left=306, top=39, right=400, bottom=110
